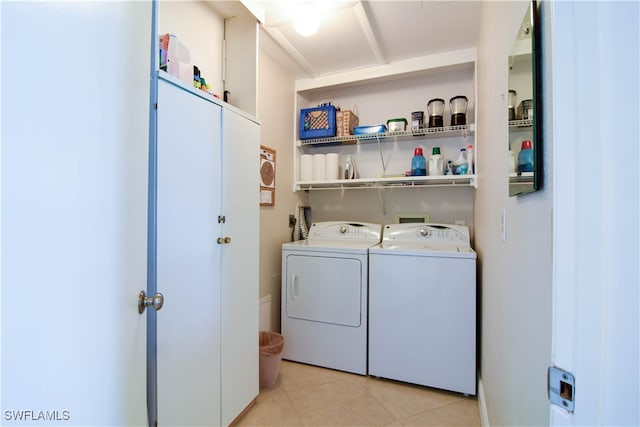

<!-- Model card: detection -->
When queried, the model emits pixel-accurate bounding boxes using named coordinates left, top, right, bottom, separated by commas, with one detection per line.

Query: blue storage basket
left=299, top=105, right=337, bottom=140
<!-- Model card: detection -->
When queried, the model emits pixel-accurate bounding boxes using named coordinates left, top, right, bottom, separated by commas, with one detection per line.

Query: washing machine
left=368, top=223, right=477, bottom=395
left=281, top=221, right=382, bottom=375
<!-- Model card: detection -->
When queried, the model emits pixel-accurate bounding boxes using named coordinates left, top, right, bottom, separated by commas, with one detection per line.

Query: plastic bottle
left=508, top=145, right=516, bottom=174
left=445, top=160, right=453, bottom=175
left=453, top=148, right=468, bottom=175
left=517, top=140, right=534, bottom=173
left=428, top=147, right=444, bottom=176
left=466, top=144, right=474, bottom=174
left=411, top=147, right=427, bottom=176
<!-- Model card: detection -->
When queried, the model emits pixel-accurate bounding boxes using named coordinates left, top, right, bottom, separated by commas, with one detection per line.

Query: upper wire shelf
left=298, top=124, right=476, bottom=146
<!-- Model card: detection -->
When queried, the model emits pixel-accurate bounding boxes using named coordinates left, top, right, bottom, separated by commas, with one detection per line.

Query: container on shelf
left=517, top=139, right=533, bottom=172
left=387, top=118, right=408, bottom=132
left=427, top=98, right=445, bottom=128
left=508, top=90, right=517, bottom=121
left=337, top=109, right=359, bottom=136
left=354, top=124, right=387, bottom=136
left=411, top=111, right=425, bottom=130
left=450, top=96, right=468, bottom=126
left=300, top=104, right=337, bottom=140
left=428, top=147, right=444, bottom=176
left=517, top=99, right=533, bottom=121
left=453, top=148, right=468, bottom=175
left=410, top=147, right=427, bottom=176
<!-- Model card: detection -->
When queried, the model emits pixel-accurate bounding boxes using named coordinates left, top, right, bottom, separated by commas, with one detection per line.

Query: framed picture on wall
left=260, top=145, right=276, bottom=206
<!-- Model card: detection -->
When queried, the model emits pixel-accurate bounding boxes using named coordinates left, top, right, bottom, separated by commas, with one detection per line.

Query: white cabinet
left=293, top=49, right=478, bottom=191
left=220, top=106, right=260, bottom=426
left=156, top=74, right=259, bottom=426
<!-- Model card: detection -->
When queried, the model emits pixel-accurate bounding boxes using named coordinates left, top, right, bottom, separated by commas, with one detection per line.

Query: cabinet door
left=157, top=80, right=223, bottom=425
left=220, top=109, right=260, bottom=425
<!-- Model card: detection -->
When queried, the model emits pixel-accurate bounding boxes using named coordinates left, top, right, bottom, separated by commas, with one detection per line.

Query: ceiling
left=256, top=1, right=483, bottom=80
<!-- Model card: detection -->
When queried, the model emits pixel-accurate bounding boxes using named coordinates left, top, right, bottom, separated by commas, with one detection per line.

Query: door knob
left=217, top=237, right=232, bottom=244
left=138, top=290, right=164, bottom=314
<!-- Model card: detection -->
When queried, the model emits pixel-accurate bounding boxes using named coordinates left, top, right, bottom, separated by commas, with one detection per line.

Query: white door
left=156, top=80, right=223, bottom=426
left=549, top=1, right=639, bottom=425
left=220, top=109, right=260, bottom=426
left=1, top=2, right=150, bottom=425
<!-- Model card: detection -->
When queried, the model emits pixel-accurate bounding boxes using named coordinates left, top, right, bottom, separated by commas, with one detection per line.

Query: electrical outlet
left=288, top=214, right=296, bottom=228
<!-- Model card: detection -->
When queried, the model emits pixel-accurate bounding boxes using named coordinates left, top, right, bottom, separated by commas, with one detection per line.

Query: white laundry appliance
left=368, top=223, right=477, bottom=395
left=281, top=221, right=382, bottom=375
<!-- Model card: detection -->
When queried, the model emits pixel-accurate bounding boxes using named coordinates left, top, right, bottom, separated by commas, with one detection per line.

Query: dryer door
left=284, top=254, right=363, bottom=327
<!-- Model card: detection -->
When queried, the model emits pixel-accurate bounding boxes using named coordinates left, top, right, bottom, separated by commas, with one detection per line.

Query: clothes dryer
left=281, top=221, right=382, bottom=375
left=368, top=223, right=477, bottom=395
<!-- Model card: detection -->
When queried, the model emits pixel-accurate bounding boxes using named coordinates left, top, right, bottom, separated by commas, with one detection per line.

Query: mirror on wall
left=508, top=0, right=541, bottom=196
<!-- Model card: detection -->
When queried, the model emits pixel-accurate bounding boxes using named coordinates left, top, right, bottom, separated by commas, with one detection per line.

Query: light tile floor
left=236, top=361, right=482, bottom=427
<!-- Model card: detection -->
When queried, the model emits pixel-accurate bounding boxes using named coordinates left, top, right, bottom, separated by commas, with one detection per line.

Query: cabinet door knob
left=217, top=237, right=232, bottom=244
left=138, top=290, right=164, bottom=314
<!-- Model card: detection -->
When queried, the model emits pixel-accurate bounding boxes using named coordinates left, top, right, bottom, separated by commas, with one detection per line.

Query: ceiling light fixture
left=293, top=2, right=323, bottom=37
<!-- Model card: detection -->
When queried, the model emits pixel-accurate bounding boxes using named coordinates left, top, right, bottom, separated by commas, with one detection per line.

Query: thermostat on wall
left=395, top=214, right=430, bottom=224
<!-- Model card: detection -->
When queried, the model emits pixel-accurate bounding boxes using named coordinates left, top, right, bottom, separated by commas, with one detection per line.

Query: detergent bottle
left=410, top=147, right=427, bottom=176
left=428, top=147, right=444, bottom=176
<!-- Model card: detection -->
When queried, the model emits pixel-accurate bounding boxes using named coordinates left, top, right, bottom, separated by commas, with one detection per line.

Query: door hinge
left=548, top=366, right=575, bottom=412
left=218, top=215, right=226, bottom=224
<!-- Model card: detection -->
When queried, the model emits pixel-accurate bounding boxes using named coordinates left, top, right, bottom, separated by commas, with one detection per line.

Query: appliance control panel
left=309, top=221, right=383, bottom=241
left=382, top=223, right=470, bottom=245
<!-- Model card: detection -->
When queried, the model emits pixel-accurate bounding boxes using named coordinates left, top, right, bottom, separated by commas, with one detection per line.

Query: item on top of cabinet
left=428, top=147, right=444, bottom=176
left=299, top=103, right=337, bottom=140
left=508, top=90, right=517, bottom=121
left=517, top=99, right=533, bottom=121
left=517, top=140, right=534, bottom=173
left=466, top=144, right=474, bottom=174
left=344, top=155, right=357, bottom=180
left=410, top=147, right=427, bottom=176
left=386, top=118, right=408, bottom=132
left=427, top=98, right=445, bottom=128
left=411, top=111, right=424, bottom=130
left=159, top=33, right=192, bottom=83
left=336, top=107, right=359, bottom=137
left=193, top=65, right=201, bottom=89
left=354, top=124, right=387, bottom=137
left=450, top=95, right=468, bottom=126
left=453, top=148, right=468, bottom=175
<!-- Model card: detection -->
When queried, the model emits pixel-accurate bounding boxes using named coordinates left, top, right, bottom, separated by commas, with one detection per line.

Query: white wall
left=309, top=188, right=474, bottom=233
left=475, top=1, right=553, bottom=425
left=258, top=34, right=307, bottom=332
left=158, top=1, right=224, bottom=95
